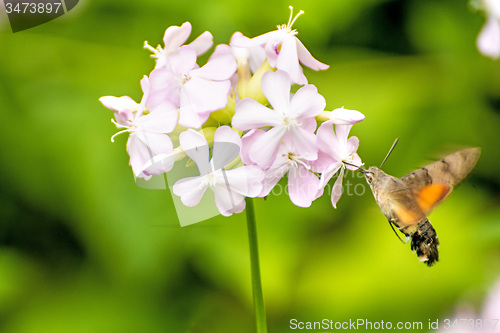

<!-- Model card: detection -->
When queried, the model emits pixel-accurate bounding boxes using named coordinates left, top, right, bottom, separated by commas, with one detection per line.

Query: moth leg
left=388, top=219, right=406, bottom=244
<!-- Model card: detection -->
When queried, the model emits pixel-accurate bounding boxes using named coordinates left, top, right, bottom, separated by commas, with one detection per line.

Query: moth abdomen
left=403, top=219, right=440, bottom=266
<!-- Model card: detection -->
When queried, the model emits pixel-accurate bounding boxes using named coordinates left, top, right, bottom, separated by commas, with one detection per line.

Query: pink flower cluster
left=100, top=7, right=365, bottom=216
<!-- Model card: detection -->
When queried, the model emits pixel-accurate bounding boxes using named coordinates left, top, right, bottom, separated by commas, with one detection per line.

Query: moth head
left=365, top=166, right=382, bottom=185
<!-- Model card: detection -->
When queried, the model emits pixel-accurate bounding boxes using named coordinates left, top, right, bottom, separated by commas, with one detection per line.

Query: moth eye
left=366, top=173, right=374, bottom=184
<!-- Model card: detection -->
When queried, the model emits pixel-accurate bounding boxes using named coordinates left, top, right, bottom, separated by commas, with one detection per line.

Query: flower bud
left=316, top=107, right=365, bottom=125
left=239, top=60, right=273, bottom=105
left=205, top=95, right=237, bottom=127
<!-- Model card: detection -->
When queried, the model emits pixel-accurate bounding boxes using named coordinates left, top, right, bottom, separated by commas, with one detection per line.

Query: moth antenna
left=388, top=221, right=406, bottom=244
left=379, top=137, right=399, bottom=168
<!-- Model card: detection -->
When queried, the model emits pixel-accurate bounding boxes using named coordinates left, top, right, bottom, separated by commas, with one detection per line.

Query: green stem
left=245, top=198, right=267, bottom=333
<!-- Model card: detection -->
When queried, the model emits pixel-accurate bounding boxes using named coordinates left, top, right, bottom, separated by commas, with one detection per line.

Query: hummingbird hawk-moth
left=359, top=142, right=480, bottom=266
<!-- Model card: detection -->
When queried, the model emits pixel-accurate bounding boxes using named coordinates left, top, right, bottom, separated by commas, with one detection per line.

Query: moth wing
left=414, top=184, right=452, bottom=214
left=385, top=188, right=427, bottom=228
left=391, top=202, right=426, bottom=228
left=400, top=147, right=480, bottom=214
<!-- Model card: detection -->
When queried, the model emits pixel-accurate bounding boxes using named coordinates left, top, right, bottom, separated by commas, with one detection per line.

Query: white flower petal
left=290, top=84, right=325, bottom=118
left=484, top=0, right=500, bottom=20
left=300, top=117, right=318, bottom=132
left=169, top=46, right=198, bottom=76
left=100, top=96, right=137, bottom=126
left=163, top=22, right=192, bottom=53
left=148, top=68, right=181, bottom=108
left=182, top=77, right=231, bottom=114
left=296, top=37, right=329, bottom=71
left=213, top=183, right=246, bottom=216
left=217, top=166, right=264, bottom=198
left=141, top=153, right=176, bottom=177
left=329, top=107, right=365, bottom=125
left=231, top=32, right=252, bottom=59
left=287, top=127, right=318, bottom=161
left=261, top=70, right=291, bottom=114
left=138, top=76, right=150, bottom=112
left=288, top=165, right=320, bottom=208
left=191, top=44, right=237, bottom=81
left=127, top=135, right=152, bottom=179
left=482, top=279, right=500, bottom=319
left=189, top=31, right=213, bottom=56
left=346, top=153, right=362, bottom=171
left=276, top=37, right=307, bottom=85
left=477, top=16, right=500, bottom=59
left=100, top=96, right=138, bottom=113
left=318, top=122, right=354, bottom=160
left=179, top=129, right=212, bottom=175
left=264, top=35, right=280, bottom=68
left=132, top=132, right=174, bottom=176
left=178, top=109, right=210, bottom=129
left=317, top=121, right=342, bottom=161
left=318, top=162, right=342, bottom=189
left=135, top=131, right=174, bottom=157
left=330, top=168, right=345, bottom=209
left=135, top=104, right=178, bottom=133
left=260, top=163, right=289, bottom=197
left=241, top=129, right=265, bottom=165
left=232, top=35, right=267, bottom=73
left=335, top=124, right=352, bottom=148
left=214, top=186, right=246, bottom=216
left=212, top=126, right=242, bottom=170
left=346, top=136, right=360, bottom=156
left=214, top=125, right=242, bottom=149
left=249, top=125, right=288, bottom=168
left=232, top=98, right=282, bottom=130
left=310, top=150, right=336, bottom=174
left=230, top=31, right=274, bottom=48
left=173, top=176, right=209, bottom=207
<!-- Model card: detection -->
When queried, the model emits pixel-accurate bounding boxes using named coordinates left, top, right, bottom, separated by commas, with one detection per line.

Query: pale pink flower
left=144, top=21, right=213, bottom=68
left=435, top=278, right=500, bottom=333
left=232, top=70, right=325, bottom=168
left=481, top=279, right=500, bottom=332
left=148, top=44, right=237, bottom=128
left=230, top=6, right=329, bottom=85
left=313, top=121, right=361, bottom=208
left=99, top=95, right=140, bottom=127
left=478, top=17, right=500, bottom=59
left=252, top=132, right=320, bottom=207
left=100, top=77, right=178, bottom=179
left=173, top=127, right=264, bottom=216
left=477, top=0, right=500, bottom=59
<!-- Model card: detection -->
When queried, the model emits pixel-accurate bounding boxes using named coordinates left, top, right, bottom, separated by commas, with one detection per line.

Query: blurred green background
left=1, top=0, right=500, bottom=332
